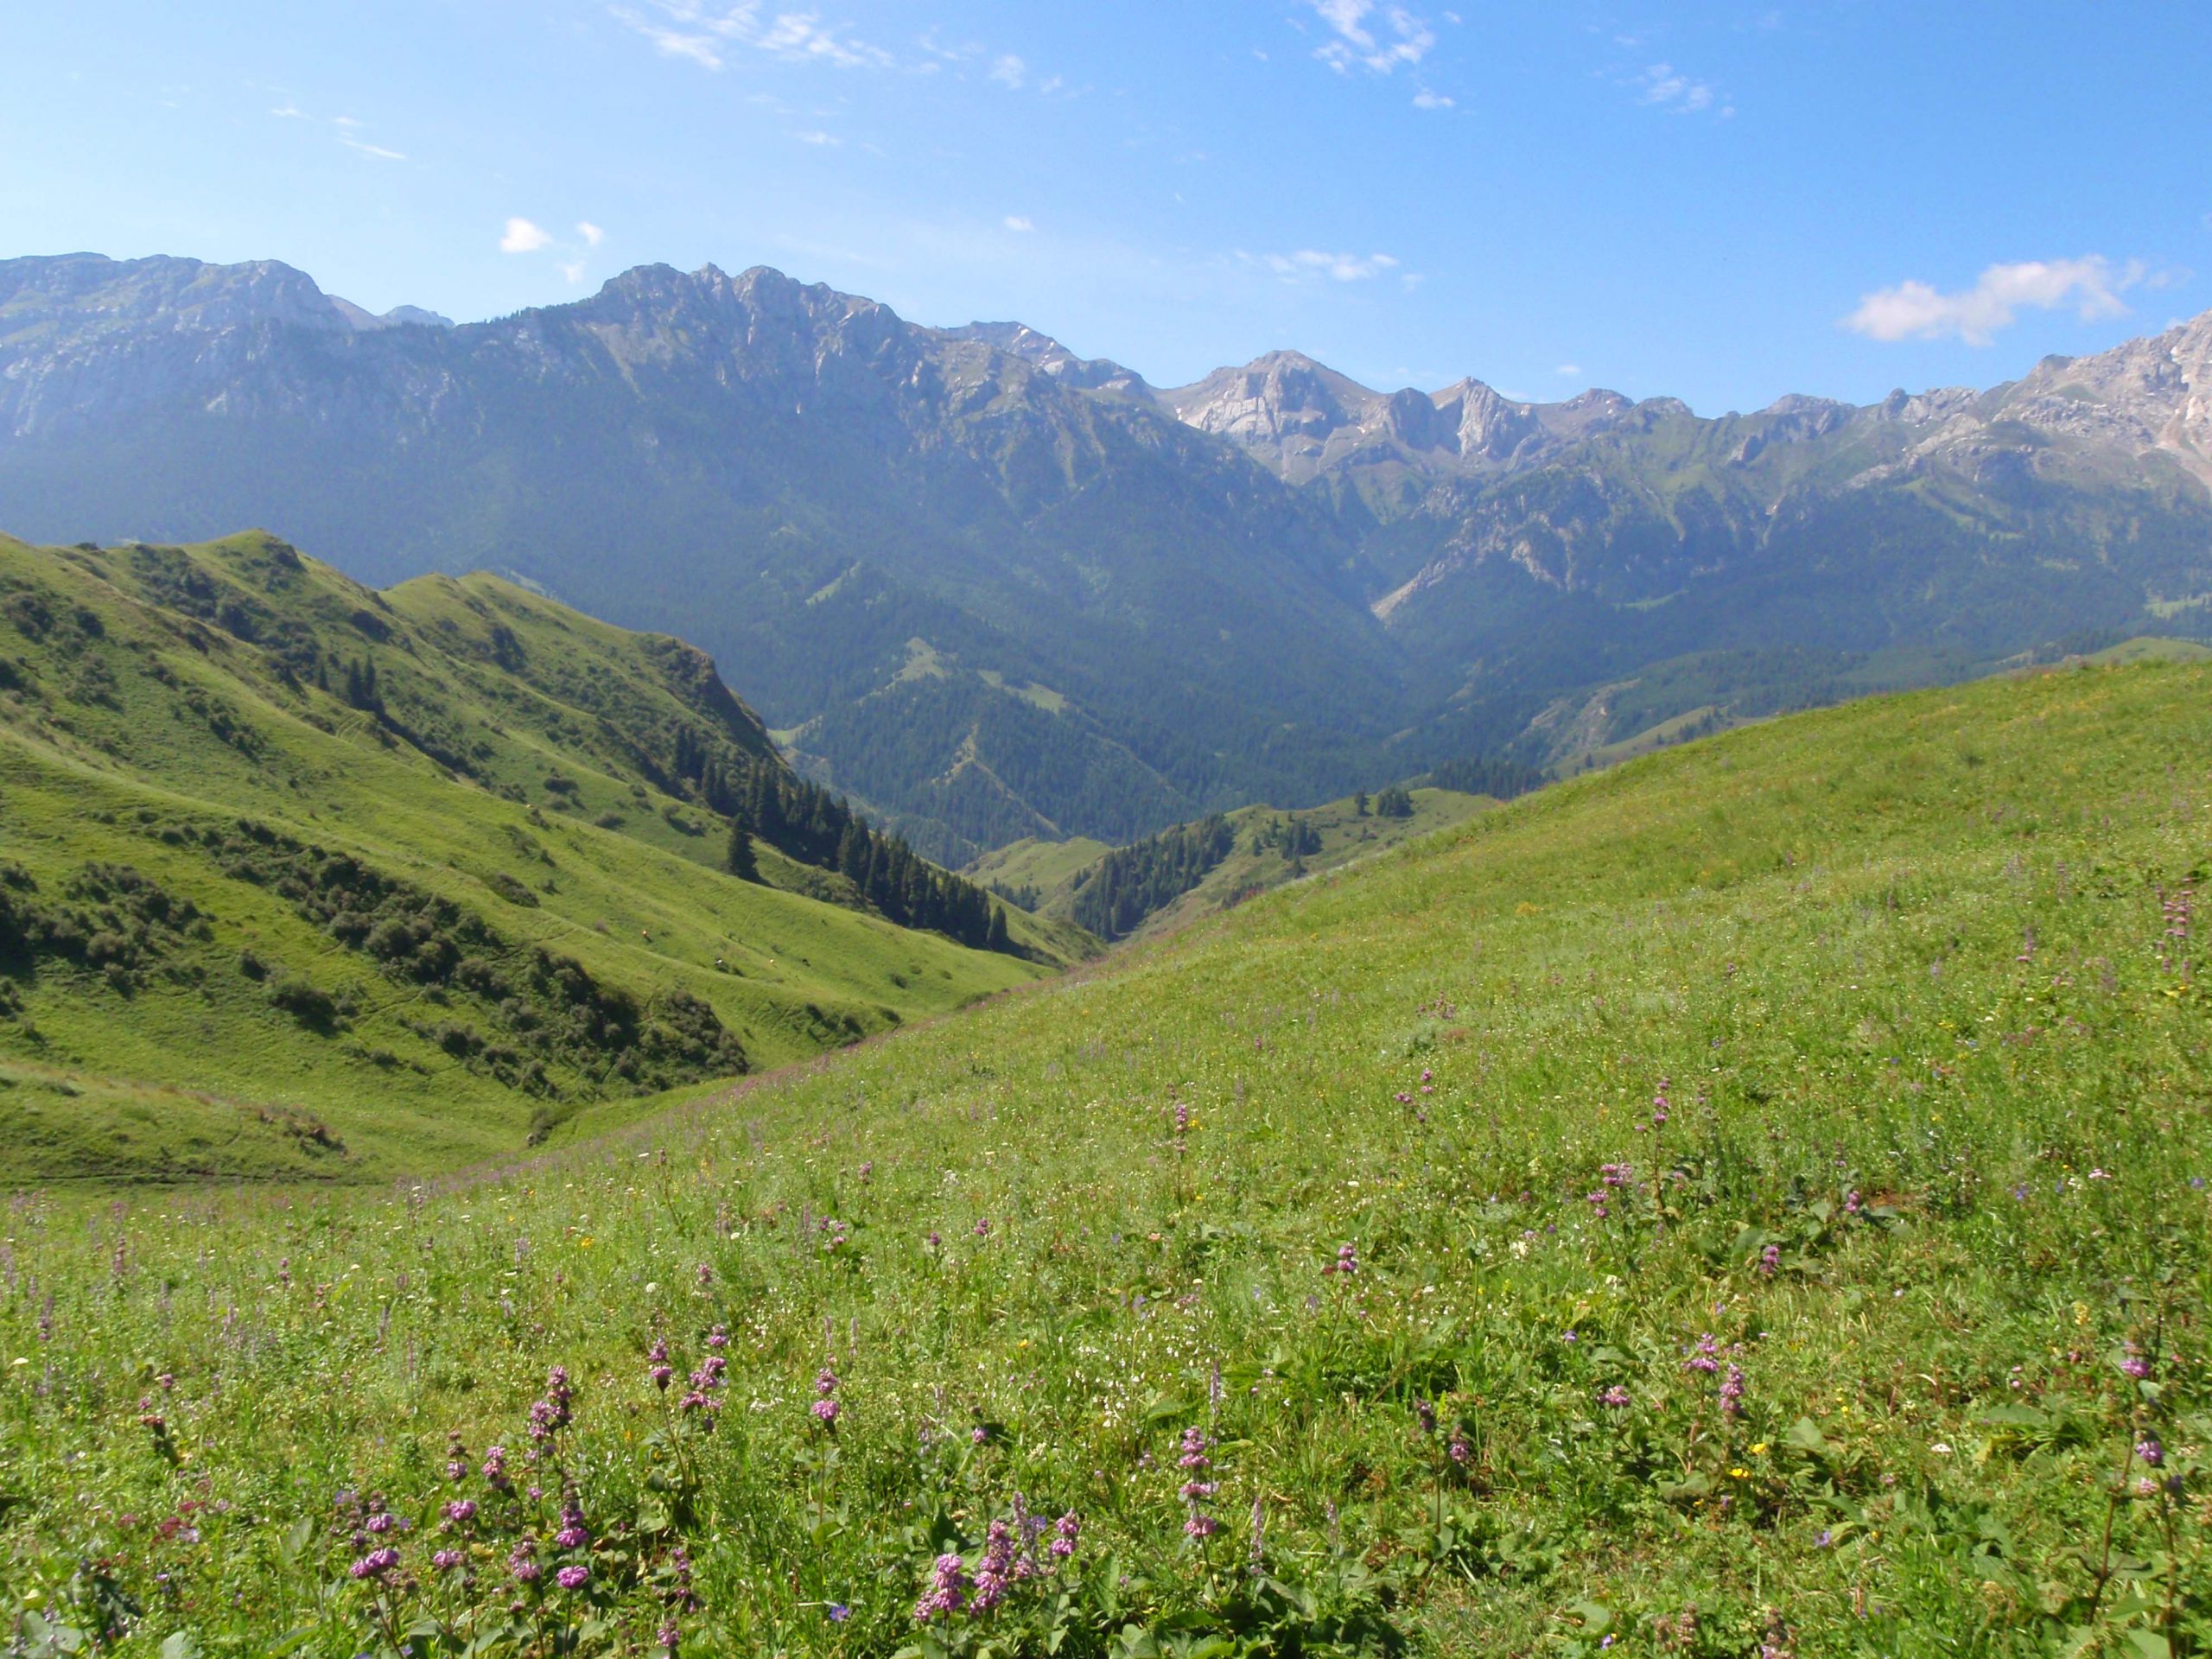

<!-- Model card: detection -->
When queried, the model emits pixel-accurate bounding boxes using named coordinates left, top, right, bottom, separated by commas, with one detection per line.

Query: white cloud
left=500, top=218, right=555, bottom=255
left=1004, top=215, right=1034, bottom=232
left=1556, top=363, right=1582, bottom=377
left=791, top=129, right=840, bottom=144
left=1411, top=88, right=1453, bottom=109
left=1303, top=0, right=1434, bottom=75
left=613, top=2, right=892, bottom=72
left=1258, top=249, right=1402, bottom=283
left=270, top=104, right=306, bottom=118
left=1844, top=256, right=2145, bottom=346
left=988, top=54, right=1026, bottom=88
left=340, top=137, right=407, bottom=161
left=1634, top=62, right=1727, bottom=114
left=577, top=222, right=606, bottom=247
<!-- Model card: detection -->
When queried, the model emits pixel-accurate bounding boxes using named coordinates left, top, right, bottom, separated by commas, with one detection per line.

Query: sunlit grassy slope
left=0, top=531, right=1075, bottom=1180
left=3, top=660, right=2209, bottom=1656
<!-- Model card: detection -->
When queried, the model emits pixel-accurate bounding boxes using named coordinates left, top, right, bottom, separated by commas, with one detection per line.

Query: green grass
left=2, top=661, right=2210, bottom=1655
left=2077, top=636, right=2212, bottom=666
left=0, top=531, right=1077, bottom=1179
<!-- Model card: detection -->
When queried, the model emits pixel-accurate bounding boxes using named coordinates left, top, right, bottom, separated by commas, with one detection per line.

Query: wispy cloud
left=1302, top=0, right=1435, bottom=75
left=578, top=222, right=606, bottom=247
left=612, top=1, right=892, bottom=72
left=1844, top=257, right=2146, bottom=346
left=791, top=129, right=840, bottom=144
left=269, top=102, right=410, bottom=162
left=988, top=54, right=1026, bottom=88
left=1634, top=62, right=1730, bottom=116
left=1556, top=363, right=1582, bottom=377
left=1411, top=88, right=1453, bottom=109
left=1254, top=249, right=1402, bottom=283
left=1004, top=215, right=1034, bottom=232
left=500, top=218, right=555, bottom=255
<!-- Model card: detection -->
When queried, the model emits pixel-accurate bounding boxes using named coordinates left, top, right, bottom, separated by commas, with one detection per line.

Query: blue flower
left=827, top=1604, right=850, bottom=1623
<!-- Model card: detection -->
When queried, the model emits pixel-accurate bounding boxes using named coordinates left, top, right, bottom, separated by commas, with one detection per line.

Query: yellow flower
left=1749, top=1442, right=1769, bottom=1455
left=1728, top=1467, right=1749, bottom=1479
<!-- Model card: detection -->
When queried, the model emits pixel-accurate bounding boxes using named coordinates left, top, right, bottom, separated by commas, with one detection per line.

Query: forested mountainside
left=0, top=529, right=1076, bottom=1179
left=5, top=252, right=2210, bottom=858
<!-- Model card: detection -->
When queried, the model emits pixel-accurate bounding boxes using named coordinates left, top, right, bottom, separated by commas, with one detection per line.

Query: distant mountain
left=0, top=528, right=1074, bottom=1179
left=3, top=250, right=2209, bottom=859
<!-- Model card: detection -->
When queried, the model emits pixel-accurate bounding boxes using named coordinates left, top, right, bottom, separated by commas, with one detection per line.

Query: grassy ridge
left=975, top=787, right=1491, bottom=941
left=2, top=661, right=2209, bottom=1654
left=0, top=531, right=1076, bottom=1179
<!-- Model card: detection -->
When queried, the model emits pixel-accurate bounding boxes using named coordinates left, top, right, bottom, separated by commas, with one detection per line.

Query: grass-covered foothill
left=978, top=786, right=1493, bottom=943
left=0, top=531, right=1079, bottom=1179
left=3, top=660, right=2211, bottom=1656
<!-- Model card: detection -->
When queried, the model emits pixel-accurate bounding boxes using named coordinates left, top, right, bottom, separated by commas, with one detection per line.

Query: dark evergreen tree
left=725, top=812, right=759, bottom=882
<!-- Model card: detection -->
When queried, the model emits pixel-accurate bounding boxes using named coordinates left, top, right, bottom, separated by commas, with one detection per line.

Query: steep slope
left=0, top=530, right=1073, bottom=1180
left=8, top=661, right=2209, bottom=1653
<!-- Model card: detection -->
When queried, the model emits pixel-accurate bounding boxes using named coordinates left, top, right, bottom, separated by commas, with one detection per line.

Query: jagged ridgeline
left=0, top=531, right=1083, bottom=1181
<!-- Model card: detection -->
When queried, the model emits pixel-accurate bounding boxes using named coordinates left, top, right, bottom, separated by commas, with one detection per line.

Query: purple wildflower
left=1050, top=1511, right=1080, bottom=1559
left=1600, top=1386, right=1632, bottom=1408
left=442, top=1499, right=477, bottom=1526
left=1685, top=1334, right=1720, bottom=1375
left=432, top=1548, right=464, bottom=1572
left=556, top=1564, right=590, bottom=1591
left=350, top=1547, right=400, bottom=1580
left=2137, top=1439, right=2164, bottom=1468
left=914, top=1552, right=970, bottom=1622
left=972, top=1520, right=1016, bottom=1611
left=1720, top=1363, right=1746, bottom=1418
left=509, top=1541, right=541, bottom=1584
left=1758, top=1244, right=1781, bottom=1277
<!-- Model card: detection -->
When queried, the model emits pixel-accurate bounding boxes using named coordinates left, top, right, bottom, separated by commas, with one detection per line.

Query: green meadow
left=0, top=659, right=2209, bottom=1655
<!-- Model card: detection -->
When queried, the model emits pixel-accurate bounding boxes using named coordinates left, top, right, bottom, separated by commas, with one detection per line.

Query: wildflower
left=556, top=1564, right=590, bottom=1591
left=1179, top=1427, right=1221, bottom=1540
left=1600, top=1386, right=1631, bottom=1409
left=695, top=1262, right=712, bottom=1288
left=1050, top=1511, right=1080, bottom=1559
left=444, top=1429, right=470, bottom=1482
left=442, top=1499, right=476, bottom=1526
left=970, top=1425, right=988, bottom=1445
left=1415, top=1396, right=1437, bottom=1436
left=351, top=1547, right=400, bottom=1580
left=555, top=1499, right=589, bottom=1551
left=2122, top=1355, right=2152, bottom=1381
left=827, top=1603, right=851, bottom=1621
left=926, top=1230, right=942, bottom=1249
left=914, top=1552, right=970, bottom=1622
left=365, top=1512, right=402, bottom=1535
left=1721, top=1363, right=1746, bottom=1418
left=509, top=1541, right=542, bottom=1584
left=707, top=1325, right=729, bottom=1350
left=974, top=1218, right=992, bottom=1237
left=2137, top=1438, right=2164, bottom=1467
left=972, top=1520, right=1016, bottom=1611
left=1327, top=1241, right=1359, bottom=1276
left=1685, top=1334, right=1720, bottom=1375
left=813, top=1363, right=842, bottom=1427
left=432, top=1548, right=464, bottom=1572
left=1758, top=1244, right=1781, bottom=1277
left=657, top=1623, right=681, bottom=1653
left=1448, top=1428, right=1471, bottom=1464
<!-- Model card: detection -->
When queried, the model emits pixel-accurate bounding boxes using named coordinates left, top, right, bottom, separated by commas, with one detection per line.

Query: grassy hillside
left=0, top=531, right=1077, bottom=1180
left=3, top=661, right=2210, bottom=1655
left=995, top=787, right=1491, bottom=942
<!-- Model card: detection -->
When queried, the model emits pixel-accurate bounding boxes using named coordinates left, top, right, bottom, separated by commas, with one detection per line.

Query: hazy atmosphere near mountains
left=3, top=3, right=2212, bottom=1656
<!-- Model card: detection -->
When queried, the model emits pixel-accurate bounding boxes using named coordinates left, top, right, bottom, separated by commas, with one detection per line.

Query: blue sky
left=3, top=1, right=2206, bottom=412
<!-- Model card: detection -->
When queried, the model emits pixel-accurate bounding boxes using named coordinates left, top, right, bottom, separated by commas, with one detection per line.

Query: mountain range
left=4, top=251, right=2209, bottom=859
